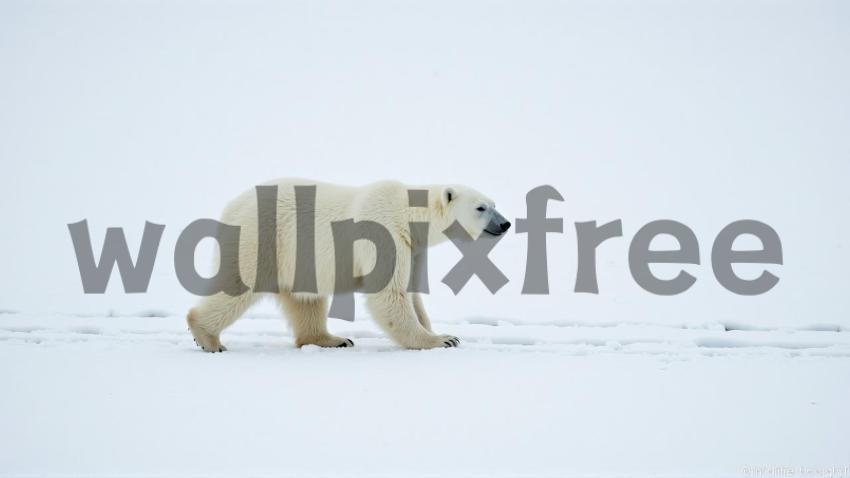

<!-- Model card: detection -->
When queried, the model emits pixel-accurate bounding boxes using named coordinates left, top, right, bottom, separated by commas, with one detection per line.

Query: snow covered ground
left=2, top=0, right=849, bottom=476
left=1, top=310, right=848, bottom=477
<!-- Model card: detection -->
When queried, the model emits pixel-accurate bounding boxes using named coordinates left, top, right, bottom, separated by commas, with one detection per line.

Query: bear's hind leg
left=278, top=291, right=353, bottom=348
left=187, top=291, right=257, bottom=353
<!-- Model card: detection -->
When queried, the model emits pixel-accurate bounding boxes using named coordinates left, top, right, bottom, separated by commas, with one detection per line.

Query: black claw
left=443, top=336, right=460, bottom=347
left=335, top=338, right=353, bottom=347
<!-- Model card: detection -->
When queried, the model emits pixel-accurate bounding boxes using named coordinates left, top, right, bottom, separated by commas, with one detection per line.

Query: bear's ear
left=442, top=187, right=455, bottom=205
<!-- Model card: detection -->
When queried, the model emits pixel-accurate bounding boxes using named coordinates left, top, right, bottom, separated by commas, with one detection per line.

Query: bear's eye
left=476, top=206, right=486, bottom=212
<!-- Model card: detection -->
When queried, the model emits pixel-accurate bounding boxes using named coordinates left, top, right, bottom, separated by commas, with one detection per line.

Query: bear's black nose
left=500, top=221, right=511, bottom=232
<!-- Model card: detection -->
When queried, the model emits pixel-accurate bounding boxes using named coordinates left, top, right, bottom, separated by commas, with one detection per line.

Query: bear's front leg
left=411, top=293, right=433, bottom=332
left=367, top=290, right=459, bottom=349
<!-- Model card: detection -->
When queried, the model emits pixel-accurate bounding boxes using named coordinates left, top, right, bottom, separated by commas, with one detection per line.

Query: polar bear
left=187, top=179, right=511, bottom=352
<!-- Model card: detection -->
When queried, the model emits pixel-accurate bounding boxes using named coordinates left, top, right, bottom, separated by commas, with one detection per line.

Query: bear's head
left=439, top=185, right=511, bottom=239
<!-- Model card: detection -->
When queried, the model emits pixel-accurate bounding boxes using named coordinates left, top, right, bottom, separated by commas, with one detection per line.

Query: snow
left=1, top=0, right=849, bottom=475
left=1, top=310, right=848, bottom=477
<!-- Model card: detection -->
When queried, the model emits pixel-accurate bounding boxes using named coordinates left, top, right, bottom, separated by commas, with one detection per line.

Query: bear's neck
left=404, top=185, right=452, bottom=248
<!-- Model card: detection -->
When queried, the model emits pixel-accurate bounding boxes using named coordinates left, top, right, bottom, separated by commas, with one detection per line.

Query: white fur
left=187, top=179, right=496, bottom=352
